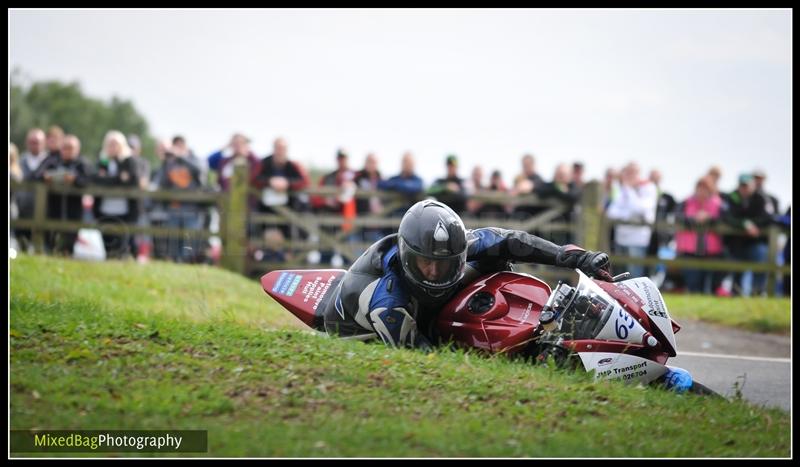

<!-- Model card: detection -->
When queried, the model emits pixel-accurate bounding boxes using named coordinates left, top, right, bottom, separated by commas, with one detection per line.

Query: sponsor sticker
left=272, top=272, right=289, bottom=293
left=301, top=274, right=338, bottom=310
left=615, top=283, right=646, bottom=308
left=273, top=273, right=302, bottom=297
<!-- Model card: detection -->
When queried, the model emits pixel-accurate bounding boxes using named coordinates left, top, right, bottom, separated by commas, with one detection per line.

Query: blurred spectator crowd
left=9, top=126, right=791, bottom=297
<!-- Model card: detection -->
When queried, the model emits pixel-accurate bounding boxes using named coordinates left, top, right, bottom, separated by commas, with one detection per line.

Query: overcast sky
left=9, top=8, right=792, bottom=209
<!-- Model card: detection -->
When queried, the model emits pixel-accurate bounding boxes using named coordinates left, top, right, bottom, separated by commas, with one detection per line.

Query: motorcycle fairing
left=261, top=269, right=347, bottom=329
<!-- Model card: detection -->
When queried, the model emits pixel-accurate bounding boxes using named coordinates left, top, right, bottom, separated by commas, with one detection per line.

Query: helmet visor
left=400, top=240, right=466, bottom=290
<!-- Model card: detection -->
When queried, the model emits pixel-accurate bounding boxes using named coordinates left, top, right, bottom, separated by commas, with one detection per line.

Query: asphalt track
left=670, top=319, right=791, bottom=411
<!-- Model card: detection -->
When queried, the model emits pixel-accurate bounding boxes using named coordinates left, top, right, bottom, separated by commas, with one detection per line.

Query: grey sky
left=9, top=8, right=792, bottom=209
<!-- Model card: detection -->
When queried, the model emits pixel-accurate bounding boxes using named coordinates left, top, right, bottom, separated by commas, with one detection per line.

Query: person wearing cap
left=752, top=169, right=779, bottom=216
left=428, top=154, right=468, bottom=214
left=721, top=173, right=773, bottom=296
left=311, top=148, right=356, bottom=213
left=309, top=148, right=358, bottom=265
left=570, top=161, right=585, bottom=192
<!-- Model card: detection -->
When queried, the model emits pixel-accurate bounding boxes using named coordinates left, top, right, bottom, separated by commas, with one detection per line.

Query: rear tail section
left=261, top=269, right=347, bottom=331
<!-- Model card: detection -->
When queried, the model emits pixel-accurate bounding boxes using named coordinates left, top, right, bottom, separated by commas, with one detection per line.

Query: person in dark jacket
left=721, top=174, right=773, bottom=296
left=377, top=151, right=425, bottom=215
left=354, top=153, right=386, bottom=241
left=92, top=130, right=140, bottom=258
left=312, top=148, right=356, bottom=214
left=777, top=206, right=790, bottom=296
left=156, top=138, right=205, bottom=263
left=251, top=137, right=310, bottom=244
left=535, top=163, right=581, bottom=244
left=45, top=125, right=64, bottom=159
left=647, top=169, right=678, bottom=284
left=16, top=128, right=49, bottom=251
left=251, top=137, right=310, bottom=212
left=512, top=153, right=548, bottom=220
left=32, top=134, right=92, bottom=255
left=354, top=152, right=383, bottom=216
left=428, top=154, right=468, bottom=215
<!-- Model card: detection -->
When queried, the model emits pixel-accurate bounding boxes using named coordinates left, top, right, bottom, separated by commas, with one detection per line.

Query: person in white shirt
left=21, top=128, right=48, bottom=178
left=605, top=162, right=658, bottom=278
left=15, top=128, right=49, bottom=250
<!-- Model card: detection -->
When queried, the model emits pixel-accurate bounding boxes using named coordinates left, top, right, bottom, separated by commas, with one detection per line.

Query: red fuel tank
left=437, top=272, right=552, bottom=354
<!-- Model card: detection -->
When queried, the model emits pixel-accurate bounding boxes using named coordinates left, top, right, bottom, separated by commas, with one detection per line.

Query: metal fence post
left=220, top=160, right=248, bottom=275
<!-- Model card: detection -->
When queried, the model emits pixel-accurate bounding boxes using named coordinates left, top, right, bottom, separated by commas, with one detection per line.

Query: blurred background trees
left=10, top=67, right=156, bottom=164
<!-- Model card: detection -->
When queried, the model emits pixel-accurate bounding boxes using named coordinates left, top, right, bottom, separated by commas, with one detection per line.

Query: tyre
left=687, top=381, right=724, bottom=398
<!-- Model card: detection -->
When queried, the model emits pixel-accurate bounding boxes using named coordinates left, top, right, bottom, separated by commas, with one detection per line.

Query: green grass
left=10, top=255, right=791, bottom=457
left=664, top=293, right=791, bottom=335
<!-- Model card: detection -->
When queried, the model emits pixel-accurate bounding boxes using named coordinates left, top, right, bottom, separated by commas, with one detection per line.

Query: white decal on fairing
left=595, top=302, right=648, bottom=344
left=622, top=277, right=677, bottom=352
left=578, top=352, right=668, bottom=385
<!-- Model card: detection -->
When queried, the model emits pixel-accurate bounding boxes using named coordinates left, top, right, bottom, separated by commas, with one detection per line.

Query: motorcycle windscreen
left=261, top=269, right=347, bottom=330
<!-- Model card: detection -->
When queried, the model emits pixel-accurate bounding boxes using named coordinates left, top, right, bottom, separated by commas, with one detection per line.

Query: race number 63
left=615, top=310, right=635, bottom=339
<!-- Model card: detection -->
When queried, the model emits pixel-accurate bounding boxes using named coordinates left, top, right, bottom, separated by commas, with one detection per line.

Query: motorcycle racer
left=321, top=199, right=615, bottom=349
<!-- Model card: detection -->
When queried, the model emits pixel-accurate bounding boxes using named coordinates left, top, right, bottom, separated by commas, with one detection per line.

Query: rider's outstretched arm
left=468, top=227, right=614, bottom=281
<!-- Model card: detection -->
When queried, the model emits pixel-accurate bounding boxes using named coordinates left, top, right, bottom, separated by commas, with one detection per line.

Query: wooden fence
left=10, top=160, right=790, bottom=295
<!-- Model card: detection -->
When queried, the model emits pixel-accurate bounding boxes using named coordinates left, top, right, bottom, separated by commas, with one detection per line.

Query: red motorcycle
left=261, top=268, right=718, bottom=395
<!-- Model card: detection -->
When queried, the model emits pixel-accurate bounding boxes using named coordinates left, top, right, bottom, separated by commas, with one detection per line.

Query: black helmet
left=398, top=200, right=468, bottom=300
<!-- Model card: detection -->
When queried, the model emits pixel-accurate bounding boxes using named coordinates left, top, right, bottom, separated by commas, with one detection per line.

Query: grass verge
left=10, top=255, right=790, bottom=457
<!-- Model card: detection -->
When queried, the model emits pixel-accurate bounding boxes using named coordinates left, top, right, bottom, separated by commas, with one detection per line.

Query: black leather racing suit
left=319, top=228, right=599, bottom=349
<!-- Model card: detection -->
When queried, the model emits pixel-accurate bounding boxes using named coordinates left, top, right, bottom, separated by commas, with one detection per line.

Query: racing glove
left=555, top=244, right=614, bottom=282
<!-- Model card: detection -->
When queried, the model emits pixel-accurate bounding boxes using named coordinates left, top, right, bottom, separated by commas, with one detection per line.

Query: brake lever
left=611, top=272, right=631, bottom=282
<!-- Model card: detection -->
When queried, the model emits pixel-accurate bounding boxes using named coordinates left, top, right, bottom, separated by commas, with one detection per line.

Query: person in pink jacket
left=675, top=176, right=724, bottom=293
